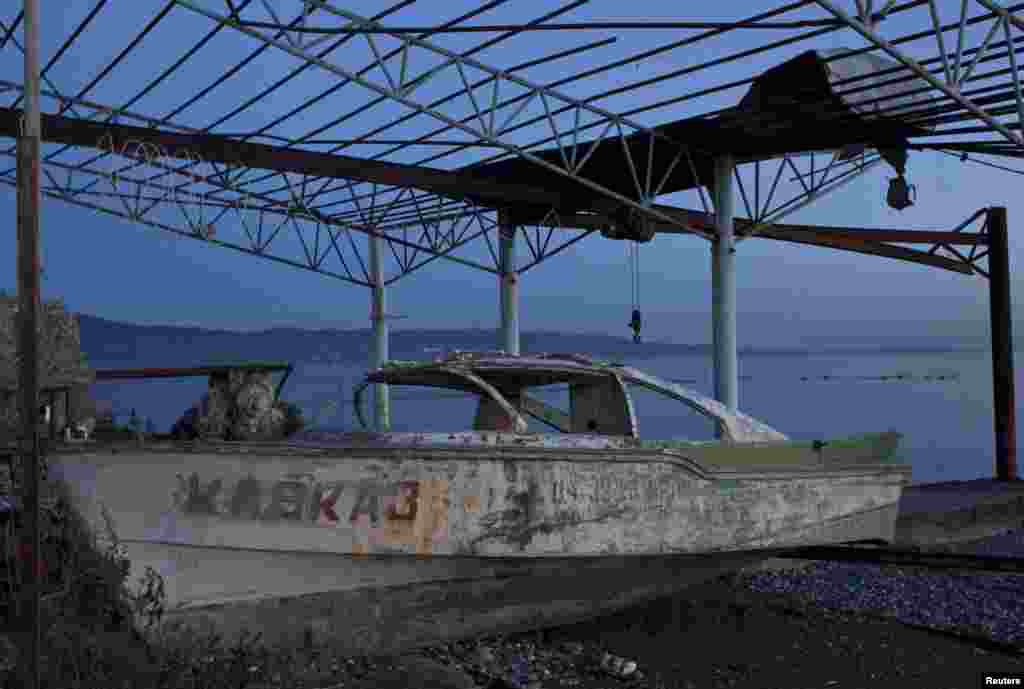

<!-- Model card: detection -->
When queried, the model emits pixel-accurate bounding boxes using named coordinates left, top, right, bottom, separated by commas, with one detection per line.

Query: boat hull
left=49, top=437, right=908, bottom=653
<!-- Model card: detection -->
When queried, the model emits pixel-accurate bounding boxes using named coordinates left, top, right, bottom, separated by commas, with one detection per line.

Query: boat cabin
left=354, top=352, right=788, bottom=444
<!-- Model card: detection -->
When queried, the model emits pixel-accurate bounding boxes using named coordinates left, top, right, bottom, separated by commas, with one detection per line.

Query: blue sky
left=0, top=1, right=1018, bottom=348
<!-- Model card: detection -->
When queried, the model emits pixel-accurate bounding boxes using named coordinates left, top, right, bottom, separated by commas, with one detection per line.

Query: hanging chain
left=627, top=240, right=641, bottom=310
left=627, top=241, right=634, bottom=310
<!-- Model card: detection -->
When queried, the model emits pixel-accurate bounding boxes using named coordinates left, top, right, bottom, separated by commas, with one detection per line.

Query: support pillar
left=16, top=1, right=42, bottom=687
left=368, top=232, right=390, bottom=432
left=498, top=212, right=520, bottom=355
left=988, top=207, right=1017, bottom=480
left=711, top=242, right=720, bottom=399
left=712, top=155, right=738, bottom=432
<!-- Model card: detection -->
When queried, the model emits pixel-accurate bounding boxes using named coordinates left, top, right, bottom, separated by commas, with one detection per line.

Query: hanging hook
left=629, top=308, right=642, bottom=344
left=628, top=241, right=642, bottom=344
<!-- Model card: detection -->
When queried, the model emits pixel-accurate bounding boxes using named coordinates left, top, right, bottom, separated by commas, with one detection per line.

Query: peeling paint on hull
left=49, top=438, right=909, bottom=653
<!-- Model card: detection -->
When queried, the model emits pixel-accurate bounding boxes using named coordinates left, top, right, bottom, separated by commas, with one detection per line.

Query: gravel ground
left=340, top=529, right=1024, bottom=689
left=51, top=528, right=1014, bottom=688
left=376, top=574, right=1024, bottom=689
left=738, top=559, right=1024, bottom=648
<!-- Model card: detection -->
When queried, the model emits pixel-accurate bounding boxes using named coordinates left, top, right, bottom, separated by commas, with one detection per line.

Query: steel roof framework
left=1, top=0, right=1020, bottom=290
left=2, top=0, right=1023, bottom=426
left=1, top=0, right=1019, bottom=426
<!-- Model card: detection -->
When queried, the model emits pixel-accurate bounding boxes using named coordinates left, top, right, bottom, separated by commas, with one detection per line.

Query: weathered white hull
left=51, top=436, right=909, bottom=653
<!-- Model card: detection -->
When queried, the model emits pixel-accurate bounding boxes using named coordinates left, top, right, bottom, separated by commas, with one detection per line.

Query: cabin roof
left=364, top=352, right=619, bottom=389
left=358, top=352, right=791, bottom=444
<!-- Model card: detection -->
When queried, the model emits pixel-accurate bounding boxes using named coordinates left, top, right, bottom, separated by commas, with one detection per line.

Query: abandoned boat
left=47, top=352, right=910, bottom=654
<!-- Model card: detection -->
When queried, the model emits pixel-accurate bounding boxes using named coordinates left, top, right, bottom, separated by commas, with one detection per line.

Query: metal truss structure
left=1, top=0, right=1023, bottom=434
left=0, top=0, right=1020, bottom=288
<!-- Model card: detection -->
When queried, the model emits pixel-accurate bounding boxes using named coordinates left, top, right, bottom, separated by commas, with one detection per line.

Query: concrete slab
left=895, top=479, right=1024, bottom=547
left=899, top=478, right=1024, bottom=516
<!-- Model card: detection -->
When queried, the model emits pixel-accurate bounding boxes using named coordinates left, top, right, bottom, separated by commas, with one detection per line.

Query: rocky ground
left=334, top=535, right=1024, bottom=689
left=7, top=524, right=1024, bottom=687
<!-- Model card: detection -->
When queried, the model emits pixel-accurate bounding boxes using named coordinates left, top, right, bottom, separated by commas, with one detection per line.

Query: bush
left=1, top=473, right=360, bottom=688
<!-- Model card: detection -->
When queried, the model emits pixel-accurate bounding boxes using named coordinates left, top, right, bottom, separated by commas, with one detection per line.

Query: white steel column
left=711, top=242, right=721, bottom=402
left=713, top=155, right=738, bottom=426
left=368, top=232, right=390, bottom=431
left=498, top=213, right=520, bottom=355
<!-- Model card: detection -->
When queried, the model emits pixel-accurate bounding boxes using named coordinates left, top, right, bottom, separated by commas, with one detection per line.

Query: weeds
left=0, top=470, right=357, bottom=689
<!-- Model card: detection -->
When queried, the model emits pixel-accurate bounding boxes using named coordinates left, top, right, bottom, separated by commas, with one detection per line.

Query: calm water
left=89, top=349, right=1000, bottom=486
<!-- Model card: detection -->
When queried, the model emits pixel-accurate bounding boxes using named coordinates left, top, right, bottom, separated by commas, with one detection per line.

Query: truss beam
left=1, top=94, right=985, bottom=279
left=757, top=230, right=975, bottom=274
left=546, top=207, right=986, bottom=274
left=171, top=0, right=715, bottom=240
left=0, top=107, right=563, bottom=208
left=813, top=0, right=1024, bottom=148
left=0, top=139, right=510, bottom=288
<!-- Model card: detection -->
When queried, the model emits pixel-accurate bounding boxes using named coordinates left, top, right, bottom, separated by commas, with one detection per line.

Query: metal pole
left=713, top=155, right=738, bottom=429
left=711, top=225, right=721, bottom=403
left=988, top=207, right=1017, bottom=481
left=16, top=0, right=41, bottom=687
left=498, top=213, right=520, bottom=355
left=368, top=232, right=390, bottom=432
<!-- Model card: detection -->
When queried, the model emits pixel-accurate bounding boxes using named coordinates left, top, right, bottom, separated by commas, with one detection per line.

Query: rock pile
left=408, top=635, right=644, bottom=689
left=172, top=369, right=304, bottom=441
left=0, top=296, right=94, bottom=440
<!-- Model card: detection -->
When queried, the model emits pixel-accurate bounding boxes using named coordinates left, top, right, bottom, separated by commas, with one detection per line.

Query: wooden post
left=988, top=207, right=1017, bottom=481
left=16, top=1, right=42, bottom=687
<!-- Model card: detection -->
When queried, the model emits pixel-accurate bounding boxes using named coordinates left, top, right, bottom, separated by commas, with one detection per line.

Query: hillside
left=75, top=313, right=706, bottom=367
left=74, top=313, right=987, bottom=368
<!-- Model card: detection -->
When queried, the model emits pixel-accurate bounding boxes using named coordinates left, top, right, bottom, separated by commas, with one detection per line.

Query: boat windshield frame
left=353, top=353, right=788, bottom=443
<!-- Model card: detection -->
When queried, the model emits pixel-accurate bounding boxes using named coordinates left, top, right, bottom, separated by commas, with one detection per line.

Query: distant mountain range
left=74, top=313, right=990, bottom=369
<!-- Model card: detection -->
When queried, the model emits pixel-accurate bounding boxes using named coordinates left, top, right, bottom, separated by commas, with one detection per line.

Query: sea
left=87, top=348, right=1000, bottom=486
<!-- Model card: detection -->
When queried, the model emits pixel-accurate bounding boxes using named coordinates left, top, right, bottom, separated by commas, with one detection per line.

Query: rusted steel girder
left=95, top=363, right=295, bottom=404
left=751, top=231, right=975, bottom=275
left=94, top=363, right=292, bottom=380
left=547, top=210, right=985, bottom=274
left=519, top=204, right=991, bottom=244
left=747, top=224, right=990, bottom=246
left=0, top=108, right=989, bottom=279
left=0, top=107, right=565, bottom=210
left=646, top=204, right=992, bottom=245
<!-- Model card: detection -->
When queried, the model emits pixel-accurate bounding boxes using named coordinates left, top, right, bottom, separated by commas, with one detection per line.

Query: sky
left=0, top=0, right=1019, bottom=349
